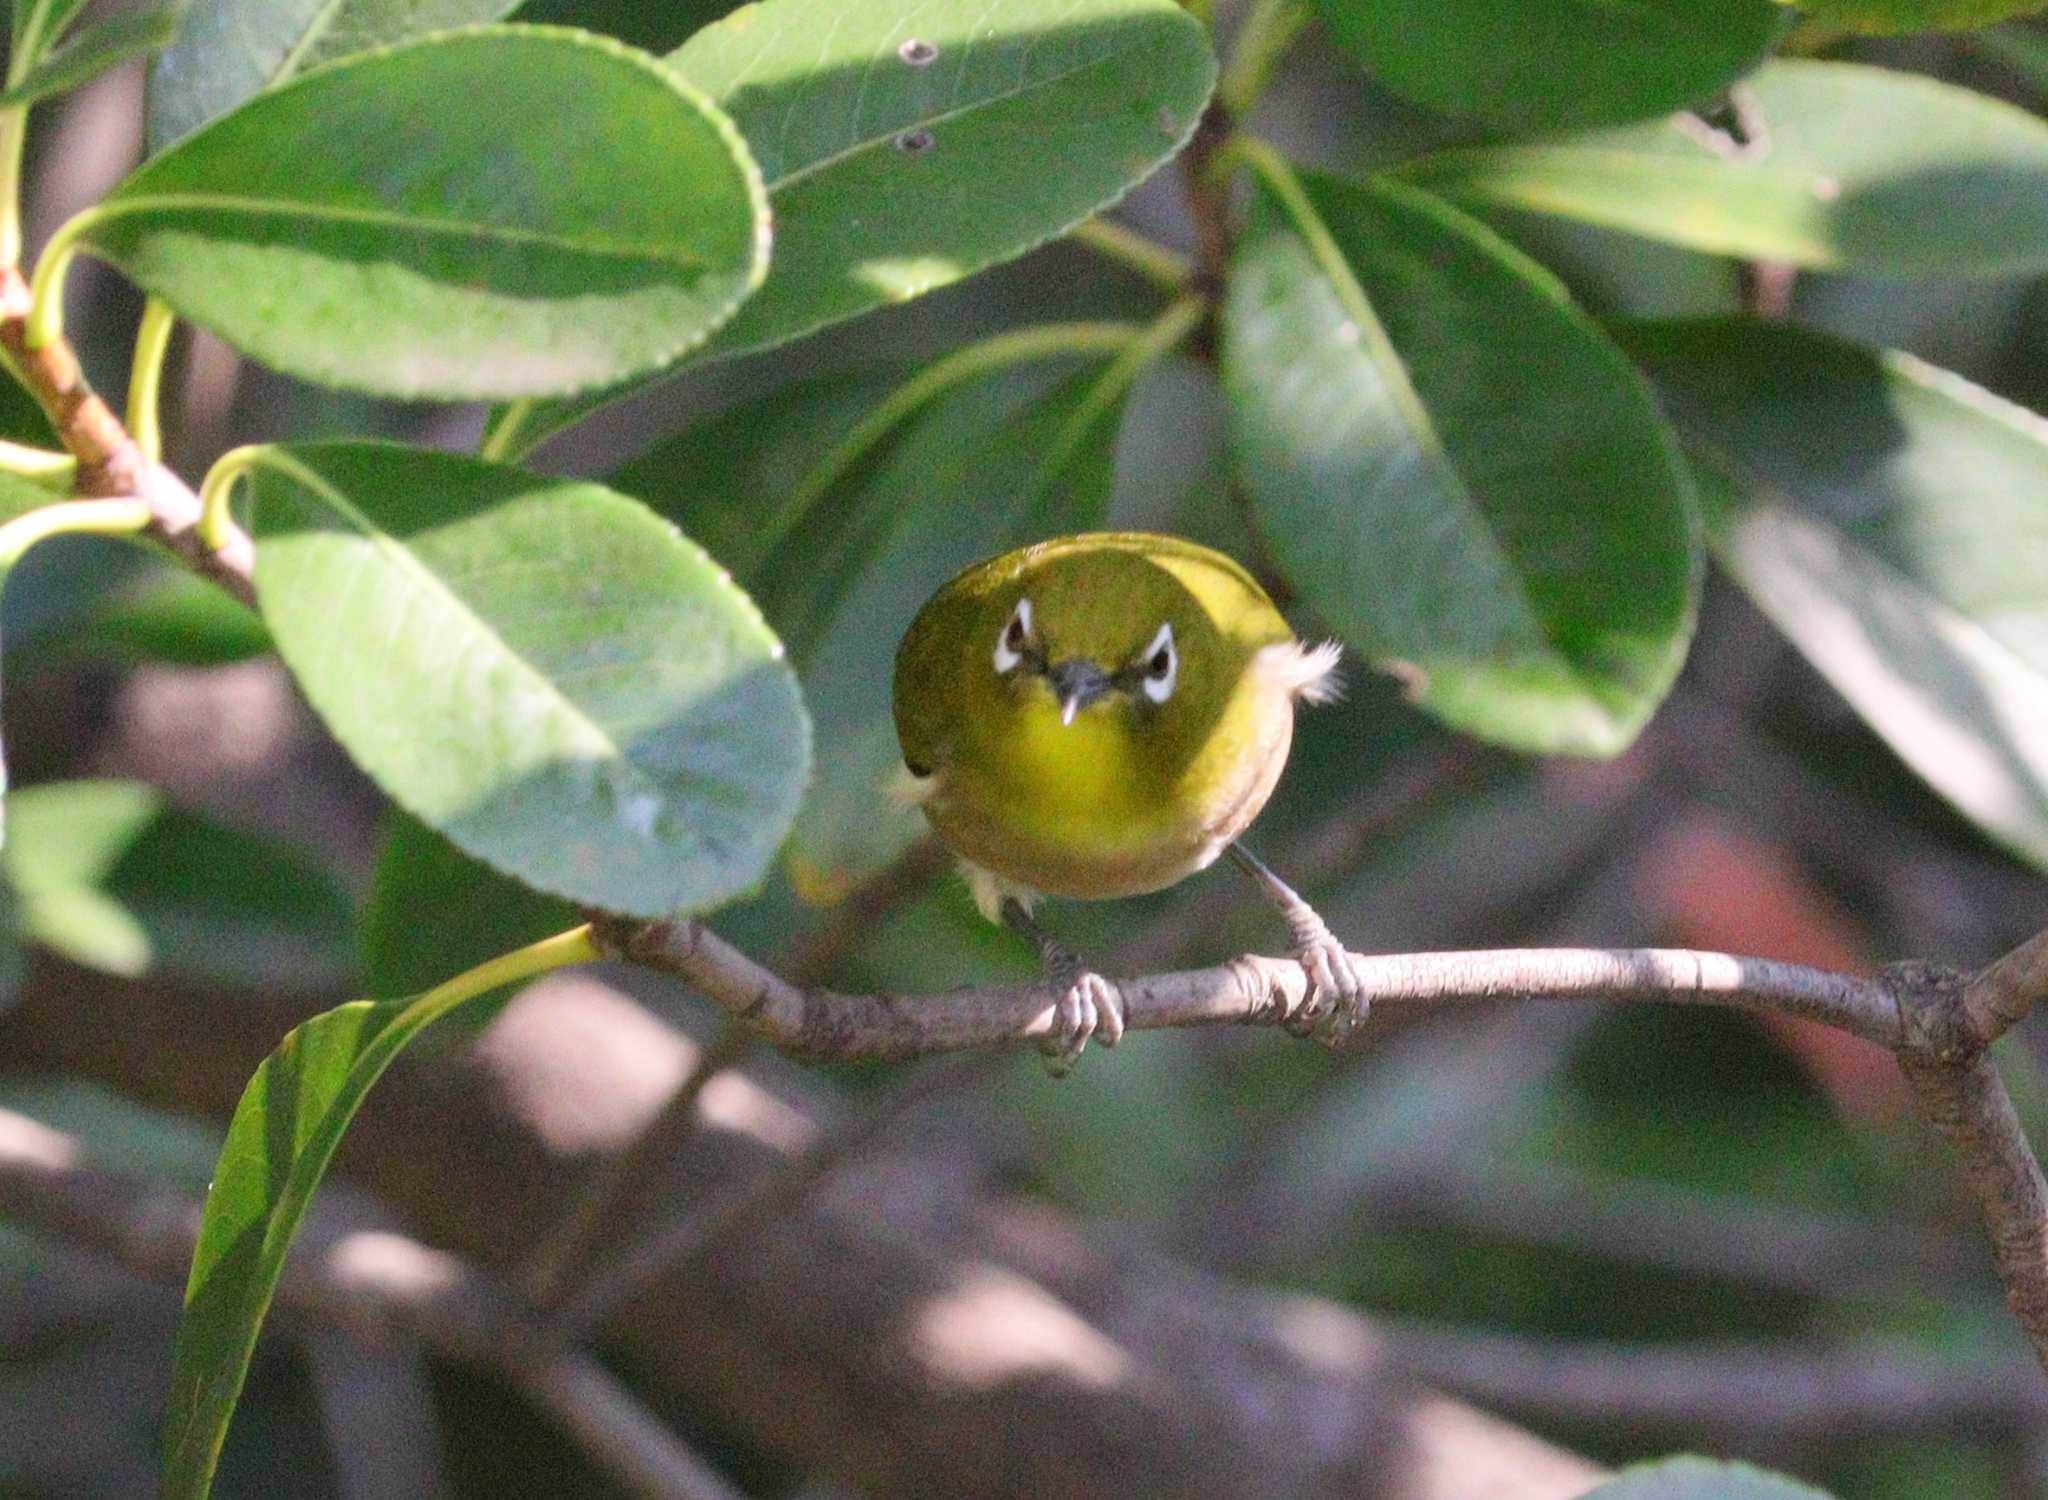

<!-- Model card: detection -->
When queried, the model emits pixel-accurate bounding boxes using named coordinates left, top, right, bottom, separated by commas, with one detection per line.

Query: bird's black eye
left=1148, top=646, right=1171, bottom=677
left=1136, top=623, right=1177, bottom=704
left=1007, top=616, right=1027, bottom=652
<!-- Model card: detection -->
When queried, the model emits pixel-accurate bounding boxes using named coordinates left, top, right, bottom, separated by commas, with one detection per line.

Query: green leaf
left=785, top=346, right=1139, bottom=889
left=1310, top=0, right=1785, bottom=133
left=1620, top=316, right=2048, bottom=872
left=1582, top=1456, right=1836, bottom=1499
left=148, top=0, right=521, bottom=151
left=75, top=567, right=271, bottom=666
left=2, top=779, right=352, bottom=986
left=162, top=925, right=593, bottom=1500
left=9, top=0, right=89, bottom=72
left=359, top=807, right=576, bottom=1001
left=1800, top=0, right=2045, bottom=34
left=494, top=0, right=1216, bottom=457
left=1405, top=60, right=2048, bottom=278
left=73, top=26, right=767, bottom=400
left=0, top=2, right=182, bottom=111
left=240, top=441, right=809, bottom=917
left=1222, top=164, right=1697, bottom=756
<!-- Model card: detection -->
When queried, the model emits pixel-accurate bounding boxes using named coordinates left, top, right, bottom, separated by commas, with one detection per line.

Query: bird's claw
left=1041, top=969, right=1124, bottom=1077
left=1288, top=935, right=1368, bottom=1048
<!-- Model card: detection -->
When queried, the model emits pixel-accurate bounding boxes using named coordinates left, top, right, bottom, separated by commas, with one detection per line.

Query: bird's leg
left=1225, top=842, right=1367, bottom=1044
left=1000, top=898, right=1124, bottom=1076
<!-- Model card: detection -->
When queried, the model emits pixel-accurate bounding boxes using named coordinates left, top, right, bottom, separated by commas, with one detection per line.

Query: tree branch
left=0, top=266, right=253, bottom=604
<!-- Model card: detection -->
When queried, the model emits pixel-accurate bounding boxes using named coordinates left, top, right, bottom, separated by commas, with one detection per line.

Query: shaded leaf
left=1620, top=316, right=2048, bottom=872
left=0, top=2, right=182, bottom=112
left=1311, top=0, right=1784, bottom=133
left=162, top=926, right=591, bottom=1500
left=148, top=0, right=520, bottom=151
left=1222, top=166, right=1697, bottom=755
left=1405, top=60, right=2048, bottom=278
left=359, top=807, right=576, bottom=1001
left=785, top=350, right=1136, bottom=889
left=1800, top=0, right=2047, bottom=33
left=8, top=0, right=88, bottom=69
left=1583, top=1456, right=1835, bottom=1499
left=240, top=441, right=808, bottom=917
left=2, top=779, right=352, bottom=986
left=77, top=26, right=767, bottom=399
left=75, top=568, right=270, bottom=666
left=495, top=0, right=1215, bottom=456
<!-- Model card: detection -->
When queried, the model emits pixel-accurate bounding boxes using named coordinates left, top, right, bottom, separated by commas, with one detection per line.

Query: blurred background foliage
left=9, top=0, right=2048, bottom=1496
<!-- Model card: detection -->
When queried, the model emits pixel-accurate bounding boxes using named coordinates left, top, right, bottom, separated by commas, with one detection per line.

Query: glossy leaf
left=0, top=2, right=182, bottom=112
left=1405, top=60, right=2048, bottom=278
left=1311, top=0, right=1784, bottom=132
left=359, top=808, right=576, bottom=1001
left=240, top=442, right=808, bottom=917
left=2, top=779, right=352, bottom=986
left=1222, top=168, right=1697, bottom=756
left=1584, top=1456, right=1835, bottom=1499
left=494, top=0, right=1215, bottom=457
left=162, top=926, right=592, bottom=1500
left=1621, top=317, right=2048, bottom=872
left=148, top=0, right=521, bottom=151
left=76, top=27, right=768, bottom=399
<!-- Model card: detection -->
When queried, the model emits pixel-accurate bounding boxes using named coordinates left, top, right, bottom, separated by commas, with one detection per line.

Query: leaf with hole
left=148, top=0, right=522, bottom=151
left=1621, top=316, right=2048, bottom=873
left=238, top=441, right=808, bottom=917
left=2, top=779, right=352, bottom=986
left=1311, top=0, right=1785, bottom=132
left=1222, top=166, right=1697, bottom=756
left=1405, top=61, right=2048, bottom=279
left=74, top=26, right=767, bottom=399
left=492, top=0, right=1215, bottom=457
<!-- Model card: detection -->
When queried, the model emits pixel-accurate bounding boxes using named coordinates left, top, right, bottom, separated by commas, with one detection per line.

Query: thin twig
left=0, top=269, right=253, bottom=602
left=597, top=919, right=1908, bottom=1057
left=1379, top=1318, right=2046, bottom=1441
left=0, top=1109, right=735, bottom=1500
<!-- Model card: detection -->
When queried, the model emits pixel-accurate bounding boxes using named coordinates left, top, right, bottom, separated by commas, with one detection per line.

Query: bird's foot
left=1287, top=922, right=1368, bottom=1048
left=1000, top=897, right=1124, bottom=1076
left=1041, top=962, right=1125, bottom=1077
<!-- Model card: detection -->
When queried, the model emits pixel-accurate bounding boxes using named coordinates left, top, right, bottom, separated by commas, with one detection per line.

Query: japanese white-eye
left=892, top=531, right=1364, bottom=1069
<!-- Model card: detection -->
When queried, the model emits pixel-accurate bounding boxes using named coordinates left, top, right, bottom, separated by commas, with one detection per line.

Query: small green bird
left=892, top=531, right=1365, bottom=1071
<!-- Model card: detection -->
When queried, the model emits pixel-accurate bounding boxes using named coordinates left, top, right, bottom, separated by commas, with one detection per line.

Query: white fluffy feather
left=963, top=859, right=1040, bottom=924
left=1256, top=638, right=1344, bottom=705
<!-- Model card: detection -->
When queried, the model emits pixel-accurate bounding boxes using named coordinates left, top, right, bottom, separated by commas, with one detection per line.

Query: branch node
left=1884, top=959, right=1974, bottom=1064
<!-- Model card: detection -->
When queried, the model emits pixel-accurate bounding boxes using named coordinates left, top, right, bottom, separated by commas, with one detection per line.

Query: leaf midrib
left=86, top=189, right=723, bottom=267
left=252, top=449, right=633, bottom=774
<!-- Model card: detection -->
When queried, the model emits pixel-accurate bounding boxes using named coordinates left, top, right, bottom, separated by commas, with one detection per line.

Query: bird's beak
left=1047, top=659, right=1112, bottom=726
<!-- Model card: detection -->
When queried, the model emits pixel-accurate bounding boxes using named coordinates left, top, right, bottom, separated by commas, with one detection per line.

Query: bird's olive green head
left=893, top=533, right=1294, bottom=795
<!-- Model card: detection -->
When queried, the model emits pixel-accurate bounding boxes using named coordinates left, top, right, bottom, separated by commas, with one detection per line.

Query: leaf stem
left=1068, top=217, right=1191, bottom=292
left=479, top=399, right=533, bottom=464
left=195, top=444, right=266, bottom=554
left=22, top=214, right=81, bottom=350
left=0, top=108, right=25, bottom=270
left=0, top=494, right=150, bottom=566
left=0, top=437, right=73, bottom=489
left=127, top=295, right=176, bottom=463
left=754, top=320, right=1150, bottom=566
left=408, top=922, right=601, bottom=1012
left=1219, top=0, right=1308, bottom=115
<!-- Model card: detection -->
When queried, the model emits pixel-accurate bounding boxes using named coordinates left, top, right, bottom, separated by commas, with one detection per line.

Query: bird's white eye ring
left=1138, top=623, right=1177, bottom=703
left=994, top=597, right=1033, bottom=673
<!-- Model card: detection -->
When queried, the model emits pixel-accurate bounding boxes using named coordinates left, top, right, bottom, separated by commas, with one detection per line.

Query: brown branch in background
left=0, top=265, right=253, bottom=603
left=0, top=1109, right=739, bottom=1500
left=1380, top=1318, right=2047, bottom=1442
